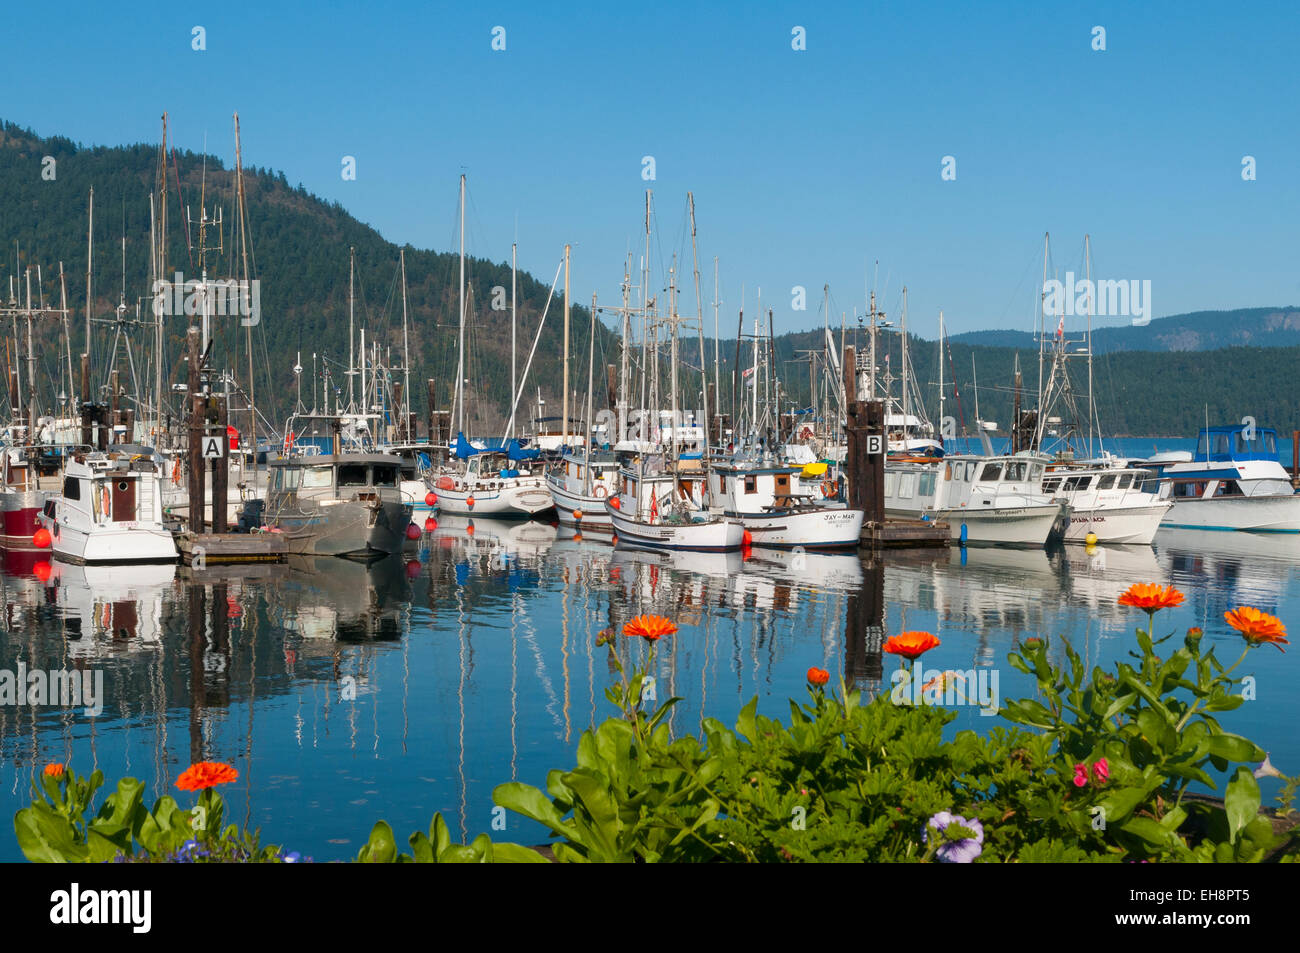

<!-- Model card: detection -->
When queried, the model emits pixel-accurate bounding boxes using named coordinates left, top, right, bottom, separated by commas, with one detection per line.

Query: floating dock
left=860, top=519, right=950, bottom=549
left=177, top=532, right=288, bottom=565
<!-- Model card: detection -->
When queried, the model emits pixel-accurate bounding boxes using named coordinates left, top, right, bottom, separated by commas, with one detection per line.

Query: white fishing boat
left=885, top=455, right=1066, bottom=546
left=433, top=439, right=553, bottom=518
left=37, top=447, right=178, bottom=564
left=1039, top=455, right=1172, bottom=544
left=606, top=468, right=744, bottom=552
left=707, top=457, right=863, bottom=550
left=546, top=450, right=620, bottom=530
left=1140, top=425, right=1300, bottom=532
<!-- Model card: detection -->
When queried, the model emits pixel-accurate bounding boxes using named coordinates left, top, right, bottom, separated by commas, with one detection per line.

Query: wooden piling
left=186, top=328, right=205, bottom=533
left=212, top=395, right=228, bottom=534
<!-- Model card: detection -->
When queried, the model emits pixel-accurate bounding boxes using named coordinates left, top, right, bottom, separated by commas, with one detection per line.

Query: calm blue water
left=1, top=518, right=1297, bottom=861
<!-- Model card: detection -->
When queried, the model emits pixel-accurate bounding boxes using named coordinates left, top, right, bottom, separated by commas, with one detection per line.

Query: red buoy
left=31, top=527, right=52, bottom=549
left=406, top=523, right=422, bottom=540
left=33, top=560, right=52, bottom=582
left=609, top=496, right=621, bottom=510
left=405, top=559, right=422, bottom=579
left=424, top=517, right=437, bottom=532
left=466, top=496, right=476, bottom=509
left=742, top=529, right=753, bottom=547
left=425, top=491, right=438, bottom=507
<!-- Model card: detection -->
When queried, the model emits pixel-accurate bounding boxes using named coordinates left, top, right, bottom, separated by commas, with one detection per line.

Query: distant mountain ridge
left=946, top=308, right=1300, bottom=353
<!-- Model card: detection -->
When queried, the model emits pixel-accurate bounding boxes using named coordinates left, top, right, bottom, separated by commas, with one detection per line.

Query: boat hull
left=1060, top=502, right=1172, bottom=544
left=436, top=481, right=554, bottom=518
left=606, top=504, right=744, bottom=551
left=726, top=506, right=864, bottom=550
left=889, top=503, right=1062, bottom=546
left=548, top=478, right=614, bottom=530
left=0, top=490, right=48, bottom=547
left=40, top=516, right=177, bottom=565
left=1160, top=495, right=1300, bottom=533
left=270, top=500, right=413, bottom=557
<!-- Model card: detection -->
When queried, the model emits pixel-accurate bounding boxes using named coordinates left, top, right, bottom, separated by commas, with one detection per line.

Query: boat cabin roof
left=1195, top=425, right=1278, bottom=462
left=268, top=453, right=401, bottom=467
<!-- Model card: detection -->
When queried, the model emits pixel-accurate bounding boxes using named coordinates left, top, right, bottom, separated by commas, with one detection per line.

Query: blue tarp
left=451, top=432, right=541, bottom=463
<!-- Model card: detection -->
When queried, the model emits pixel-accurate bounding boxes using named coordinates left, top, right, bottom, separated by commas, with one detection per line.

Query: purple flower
left=925, top=811, right=984, bottom=863
left=282, top=851, right=301, bottom=863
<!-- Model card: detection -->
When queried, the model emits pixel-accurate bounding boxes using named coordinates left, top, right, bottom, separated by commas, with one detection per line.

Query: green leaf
left=358, top=820, right=398, bottom=863
left=493, top=782, right=574, bottom=837
left=736, top=696, right=759, bottom=743
left=490, top=842, right=551, bottom=863
left=1205, top=732, right=1265, bottom=764
left=409, top=830, right=434, bottom=863
left=1225, top=767, right=1259, bottom=844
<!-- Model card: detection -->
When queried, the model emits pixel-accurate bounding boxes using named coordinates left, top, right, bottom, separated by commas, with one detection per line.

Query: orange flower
left=1224, top=607, right=1289, bottom=652
left=1117, top=583, right=1184, bottom=611
left=882, top=631, right=941, bottom=660
left=807, top=667, right=830, bottom=686
left=175, top=762, right=239, bottom=792
left=43, top=763, right=65, bottom=779
left=622, top=615, right=678, bottom=641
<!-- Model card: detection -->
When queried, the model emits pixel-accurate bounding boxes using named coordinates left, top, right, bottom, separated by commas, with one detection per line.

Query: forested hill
left=0, top=118, right=613, bottom=434
left=2, top=118, right=1295, bottom=439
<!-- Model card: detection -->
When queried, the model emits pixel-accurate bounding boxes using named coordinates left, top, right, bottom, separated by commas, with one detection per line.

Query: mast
left=712, top=255, right=720, bottom=427
left=85, top=187, right=93, bottom=365
left=455, top=174, right=466, bottom=436
left=511, top=241, right=517, bottom=436
left=618, top=253, right=631, bottom=446
left=585, top=293, right=596, bottom=492
left=234, top=112, right=257, bottom=486
left=688, top=193, right=707, bottom=460
left=1037, top=231, right=1048, bottom=428
left=938, top=310, right=945, bottom=449
left=562, top=243, right=571, bottom=448
left=1085, top=233, right=1095, bottom=458
left=25, top=268, right=35, bottom=446
left=400, top=247, right=411, bottom=442
left=349, top=246, right=356, bottom=412
left=901, top=286, right=909, bottom=436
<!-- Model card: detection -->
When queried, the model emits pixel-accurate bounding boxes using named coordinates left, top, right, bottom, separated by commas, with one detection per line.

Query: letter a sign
left=202, top=436, right=226, bottom=459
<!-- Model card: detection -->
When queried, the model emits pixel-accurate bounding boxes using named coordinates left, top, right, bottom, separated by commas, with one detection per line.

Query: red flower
left=1224, top=606, right=1289, bottom=652
left=807, top=667, right=830, bottom=686
left=622, top=615, right=678, bottom=641
left=176, top=762, right=239, bottom=792
left=1117, top=583, right=1184, bottom=611
left=882, top=631, right=941, bottom=660
left=1072, top=763, right=1088, bottom=788
left=1092, top=758, right=1110, bottom=784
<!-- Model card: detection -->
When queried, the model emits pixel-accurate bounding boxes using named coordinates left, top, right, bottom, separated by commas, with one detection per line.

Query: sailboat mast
left=234, top=112, right=257, bottom=488
left=349, top=246, right=356, bottom=412
left=511, top=241, right=517, bottom=435
left=712, top=255, right=720, bottom=428
left=585, top=292, right=596, bottom=492
left=563, top=243, right=570, bottom=448
left=456, top=174, right=466, bottom=436
left=688, top=193, right=707, bottom=457
left=901, top=286, right=910, bottom=435
left=400, top=247, right=411, bottom=440
left=938, top=310, right=945, bottom=449
left=1085, top=233, right=1095, bottom=458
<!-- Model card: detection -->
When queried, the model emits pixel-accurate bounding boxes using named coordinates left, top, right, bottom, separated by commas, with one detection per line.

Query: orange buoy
left=742, top=529, right=753, bottom=547
left=573, top=509, right=584, bottom=521
left=32, top=527, right=52, bottom=549
left=424, top=517, right=437, bottom=532
left=466, top=496, right=476, bottom=509
left=609, top=496, right=621, bottom=510
left=425, top=491, right=438, bottom=507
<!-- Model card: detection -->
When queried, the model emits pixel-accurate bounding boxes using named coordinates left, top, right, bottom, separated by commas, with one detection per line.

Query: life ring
left=593, top=485, right=608, bottom=499
left=821, top=480, right=835, bottom=498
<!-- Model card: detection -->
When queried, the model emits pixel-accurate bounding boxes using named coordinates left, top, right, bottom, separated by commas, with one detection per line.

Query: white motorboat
left=1038, top=455, right=1173, bottom=544
left=885, top=455, right=1066, bottom=546
left=605, top=468, right=744, bottom=552
left=1139, top=425, right=1300, bottom=532
left=546, top=450, right=620, bottom=530
left=433, top=437, right=553, bottom=519
left=38, top=446, right=178, bottom=564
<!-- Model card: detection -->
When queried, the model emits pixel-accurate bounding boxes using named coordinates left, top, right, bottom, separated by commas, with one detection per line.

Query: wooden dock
left=860, top=519, right=950, bottom=549
left=177, top=532, right=288, bottom=566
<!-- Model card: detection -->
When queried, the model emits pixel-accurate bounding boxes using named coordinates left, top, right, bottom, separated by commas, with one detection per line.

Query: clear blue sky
left=4, top=0, right=1297, bottom=338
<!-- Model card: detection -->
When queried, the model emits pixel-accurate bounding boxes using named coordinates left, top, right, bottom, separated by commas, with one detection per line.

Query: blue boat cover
left=452, top=432, right=541, bottom=462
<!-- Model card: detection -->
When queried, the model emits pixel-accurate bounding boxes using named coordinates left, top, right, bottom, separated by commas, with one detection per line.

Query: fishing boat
left=885, top=454, right=1066, bottom=546
left=1139, top=425, right=1300, bottom=532
left=433, top=436, right=553, bottom=518
left=1039, top=455, right=1172, bottom=544
left=0, top=445, right=56, bottom=548
left=707, top=457, right=863, bottom=549
left=546, top=449, right=620, bottom=530
left=263, top=452, right=414, bottom=557
left=606, top=462, right=744, bottom=552
left=37, top=446, right=177, bottom=564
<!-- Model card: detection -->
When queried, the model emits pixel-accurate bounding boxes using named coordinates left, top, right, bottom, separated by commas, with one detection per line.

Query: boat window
left=372, top=466, right=397, bottom=487
left=744, top=476, right=757, bottom=494
left=918, top=472, right=936, bottom=497
left=1172, top=480, right=1205, bottom=499
left=1064, top=475, right=1092, bottom=491
left=1215, top=480, right=1243, bottom=497
left=302, top=466, right=333, bottom=489
left=1043, top=478, right=1060, bottom=493
left=1003, top=461, right=1027, bottom=482
left=62, top=477, right=80, bottom=501
left=885, top=472, right=898, bottom=496
left=339, top=464, right=369, bottom=486
left=1096, top=474, right=1116, bottom=490
left=1029, top=463, right=1043, bottom=482
left=281, top=467, right=302, bottom=490
left=1117, top=473, right=1133, bottom=489
left=899, top=473, right=915, bottom=499
left=979, top=463, right=1002, bottom=481
left=1214, top=433, right=1232, bottom=455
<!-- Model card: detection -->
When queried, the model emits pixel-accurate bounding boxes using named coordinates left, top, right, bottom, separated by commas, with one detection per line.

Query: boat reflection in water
left=3, top=511, right=1299, bottom=863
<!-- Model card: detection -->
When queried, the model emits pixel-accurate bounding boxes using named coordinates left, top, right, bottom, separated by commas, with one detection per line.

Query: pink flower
left=1072, top=763, right=1088, bottom=788
left=1092, top=758, right=1110, bottom=784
